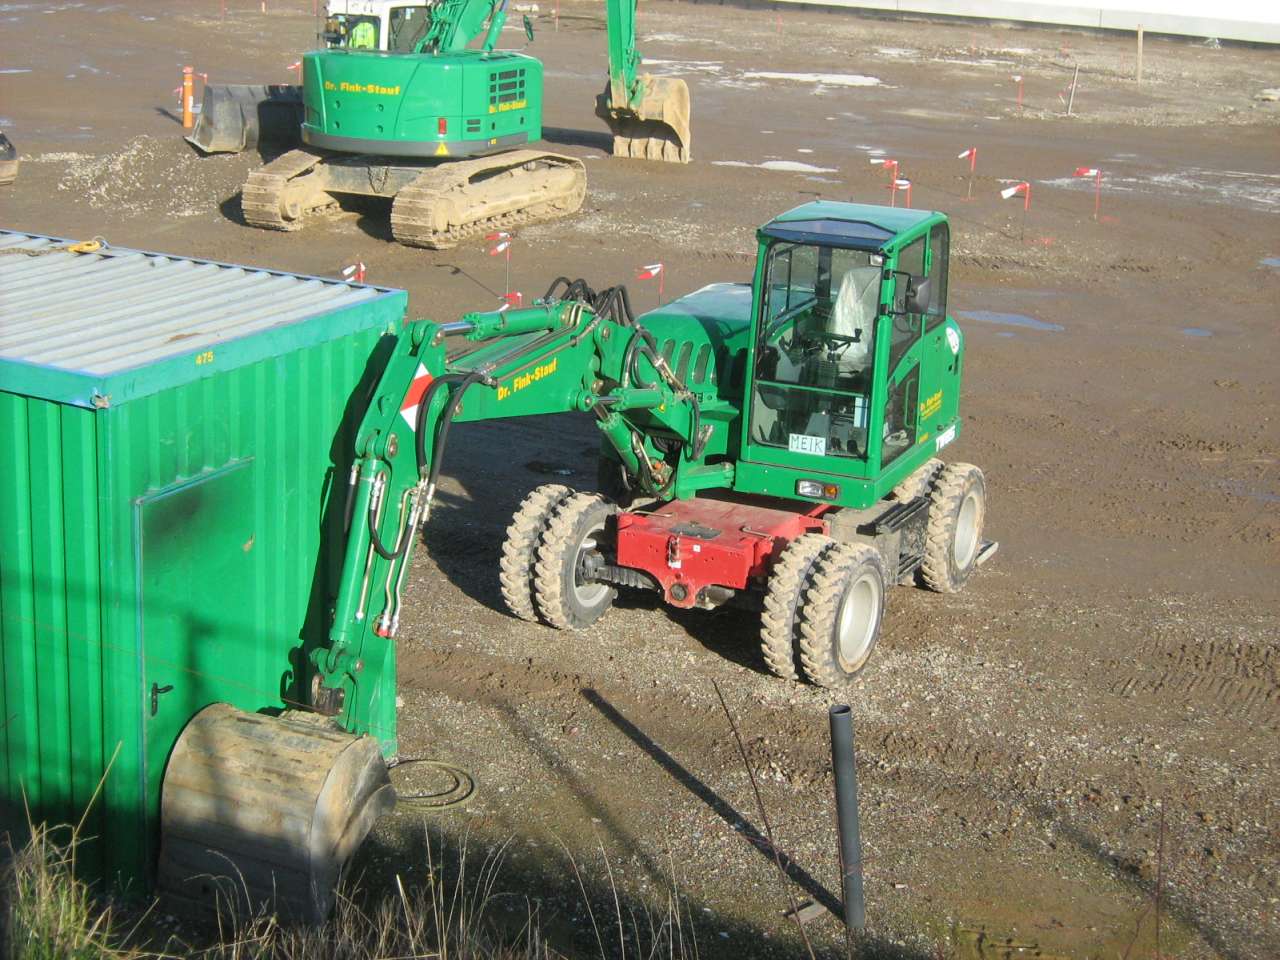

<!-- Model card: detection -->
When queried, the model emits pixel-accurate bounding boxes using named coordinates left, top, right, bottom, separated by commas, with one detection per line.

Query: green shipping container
left=0, top=232, right=407, bottom=887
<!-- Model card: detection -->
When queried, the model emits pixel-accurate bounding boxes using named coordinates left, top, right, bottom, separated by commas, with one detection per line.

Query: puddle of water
left=1262, top=256, right=1280, bottom=268
left=956, top=310, right=1064, bottom=332
left=1182, top=327, right=1213, bottom=337
left=1040, top=167, right=1280, bottom=213
left=744, top=71, right=883, bottom=87
left=712, top=159, right=837, bottom=174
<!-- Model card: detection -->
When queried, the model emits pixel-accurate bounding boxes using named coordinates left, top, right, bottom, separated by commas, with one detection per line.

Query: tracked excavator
left=189, top=0, right=690, bottom=248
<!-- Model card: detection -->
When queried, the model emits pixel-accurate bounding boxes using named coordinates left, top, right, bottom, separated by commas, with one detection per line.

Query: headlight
left=797, top=480, right=840, bottom=499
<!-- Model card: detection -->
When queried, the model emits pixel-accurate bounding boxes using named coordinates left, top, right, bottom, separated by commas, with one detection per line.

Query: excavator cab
left=738, top=202, right=962, bottom=508
left=323, top=3, right=433, bottom=52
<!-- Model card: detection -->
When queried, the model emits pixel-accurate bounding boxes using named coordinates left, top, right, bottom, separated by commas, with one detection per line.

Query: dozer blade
left=186, top=84, right=304, bottom=154
left=158, top=703, right=395, bottom=923
left=0, top=132, right=17, bottom=185
left=595, top=75, right=691, bottom=164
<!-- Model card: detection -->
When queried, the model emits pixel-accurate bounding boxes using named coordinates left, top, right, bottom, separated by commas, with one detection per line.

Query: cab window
left=389, top=6, right=431, bottom=52
left=888, top=235, right=925, bottom=371
left=925, top=224, right=949, bottom=331
left=751, top=242, right=883, bottom=460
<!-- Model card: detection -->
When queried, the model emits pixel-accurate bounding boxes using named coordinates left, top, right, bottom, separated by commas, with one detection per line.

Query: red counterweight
left=615, top=496, right=830, bottom=608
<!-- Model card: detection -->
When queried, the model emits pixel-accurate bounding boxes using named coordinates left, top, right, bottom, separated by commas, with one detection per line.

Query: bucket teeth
left=596, top=76, right=691, bottom=164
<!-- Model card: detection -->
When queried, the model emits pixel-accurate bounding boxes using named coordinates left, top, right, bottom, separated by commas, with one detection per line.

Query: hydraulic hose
left=368, top=481, right=411, bottom=561
left=422, top=370, right=488, bottom=494
left=414, top=373, right=468, bottom=478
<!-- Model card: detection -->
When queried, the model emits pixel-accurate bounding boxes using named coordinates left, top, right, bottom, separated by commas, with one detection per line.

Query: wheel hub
left=954, top=490, right=980, bottom=569
left=836, top=572, right=881, bottom=670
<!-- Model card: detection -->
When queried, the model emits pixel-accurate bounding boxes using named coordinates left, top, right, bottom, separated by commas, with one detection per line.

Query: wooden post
left=1066, top=64, right=1079, bottom=116
left=1137, top=25, right=1144, bottom=84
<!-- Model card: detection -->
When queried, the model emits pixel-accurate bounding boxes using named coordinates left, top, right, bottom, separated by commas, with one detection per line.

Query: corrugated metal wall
left=0, top=325, right=394, bottom=884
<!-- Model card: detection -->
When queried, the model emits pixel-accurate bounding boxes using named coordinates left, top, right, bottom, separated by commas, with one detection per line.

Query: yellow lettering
left=497, top=358, right=557, bottom=401
left=333, top=81, right=402, bottom=96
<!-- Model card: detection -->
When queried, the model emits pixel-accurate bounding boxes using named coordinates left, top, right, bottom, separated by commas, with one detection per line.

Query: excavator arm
left=415, top=0, right=508, bottom=53
left=595, top=0, right=691, bottom=162
left=311, top=282, right=711, bottom=747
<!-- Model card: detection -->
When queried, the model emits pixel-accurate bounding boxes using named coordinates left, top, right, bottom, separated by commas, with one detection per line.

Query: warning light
left=437, top=117, right=448, bottom=136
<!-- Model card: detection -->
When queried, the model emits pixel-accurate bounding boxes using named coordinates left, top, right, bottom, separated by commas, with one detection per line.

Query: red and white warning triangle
left=400, top=363, right=435, bottom=431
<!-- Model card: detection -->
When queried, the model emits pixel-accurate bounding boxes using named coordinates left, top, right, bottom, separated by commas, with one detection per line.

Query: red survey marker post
left=1073, top=166, right=1103, bottom=220
left=958, top=147, right=977, bottom=200
left=636, top=262, right=665, bottom=305
left=1000, top=181, right=1031, bottom=241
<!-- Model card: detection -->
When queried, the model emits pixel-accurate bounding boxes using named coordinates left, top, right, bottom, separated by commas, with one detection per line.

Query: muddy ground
left=2, top=2, right=1278, bottom=957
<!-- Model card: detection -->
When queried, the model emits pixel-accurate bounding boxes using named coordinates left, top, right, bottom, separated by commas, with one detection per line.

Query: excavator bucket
left=186, top=84, right=304, bottom=154
left=0, top=132, right=17, bottom=185
left=158, top=704, right=396, bottom=923
left=596, top=75, right=691, bottom=164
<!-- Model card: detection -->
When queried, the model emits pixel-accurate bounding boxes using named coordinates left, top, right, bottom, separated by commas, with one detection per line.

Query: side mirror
left=905, top=275, right=932, bottom=315
left=523, top=15, right=535, bottom=42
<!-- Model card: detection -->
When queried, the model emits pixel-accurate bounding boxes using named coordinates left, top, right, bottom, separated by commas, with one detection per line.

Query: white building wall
left=773, top=0, right=1280, bottom=44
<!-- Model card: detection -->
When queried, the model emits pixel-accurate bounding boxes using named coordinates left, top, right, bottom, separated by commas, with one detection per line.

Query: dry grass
left=1, top=821, right=123, bottom=960
left=1, top=823, right=703, bottom=960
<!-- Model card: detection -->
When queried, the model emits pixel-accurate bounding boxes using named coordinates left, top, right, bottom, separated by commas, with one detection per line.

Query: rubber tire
left=891, top=457, right=944, bottom=502
left=798, top=543, right=887, bottom=687
left=921, top=462, right=986, bottom=594
left=499, top=484, right=574, bottom=622
left=759, top=533, right=834, bottom=680
left=533, top=492, right=618, bottom=630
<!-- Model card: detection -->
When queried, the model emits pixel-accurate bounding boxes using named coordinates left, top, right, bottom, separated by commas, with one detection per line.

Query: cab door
left=742, top=241, right=881, bottom=479
left=914, top=223, right=962, bottom=452
left=875, top=233, right=927, bottom=473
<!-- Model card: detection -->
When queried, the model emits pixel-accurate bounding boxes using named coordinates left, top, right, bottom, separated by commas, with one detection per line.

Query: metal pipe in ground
left=828, top=704, right=865, bottom=930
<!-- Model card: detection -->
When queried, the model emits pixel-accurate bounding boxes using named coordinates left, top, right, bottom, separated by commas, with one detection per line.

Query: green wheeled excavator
left=189, top=0, right=690, bottom=248
left=311, top=200, right=996, bottom=743
left=156, top=199, right=996, bottom=920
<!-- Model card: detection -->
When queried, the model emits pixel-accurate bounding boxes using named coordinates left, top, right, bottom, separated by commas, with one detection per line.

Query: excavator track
left=240, top=148, right=333, bottom=232
left=390, top=150, right=586, bottom=250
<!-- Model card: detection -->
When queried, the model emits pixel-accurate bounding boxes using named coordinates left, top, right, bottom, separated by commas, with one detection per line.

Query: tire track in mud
left=1106, top=635, right=1280, bottom=729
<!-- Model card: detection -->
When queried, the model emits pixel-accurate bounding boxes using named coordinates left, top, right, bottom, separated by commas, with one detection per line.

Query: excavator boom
left=311, top=281, right=713, bottom=731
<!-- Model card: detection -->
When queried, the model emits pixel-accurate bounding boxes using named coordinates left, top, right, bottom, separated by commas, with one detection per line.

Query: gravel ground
left=2, top=2, right=1277, bottom=957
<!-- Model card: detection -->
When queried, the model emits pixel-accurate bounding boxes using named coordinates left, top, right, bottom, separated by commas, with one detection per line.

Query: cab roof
left=760, top=201, right=939, bottom=252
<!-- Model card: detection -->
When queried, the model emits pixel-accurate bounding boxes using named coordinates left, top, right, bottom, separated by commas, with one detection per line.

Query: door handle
left=150, top=682, right=174, bottom=716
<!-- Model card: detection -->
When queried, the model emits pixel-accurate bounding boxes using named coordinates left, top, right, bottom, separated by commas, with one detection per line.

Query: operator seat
left=828, top=266, right=879, bottom=374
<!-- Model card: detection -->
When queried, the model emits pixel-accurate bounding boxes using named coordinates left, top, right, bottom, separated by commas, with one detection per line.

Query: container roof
left=0, top=231, right=406, bottom=408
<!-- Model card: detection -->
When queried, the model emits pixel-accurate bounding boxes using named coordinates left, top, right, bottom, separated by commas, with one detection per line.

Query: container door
left=135, top=459, right=261, bottom=863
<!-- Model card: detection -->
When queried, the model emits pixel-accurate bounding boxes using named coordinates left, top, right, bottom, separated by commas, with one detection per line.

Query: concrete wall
left=772, top=0, right=1280, bottom=44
